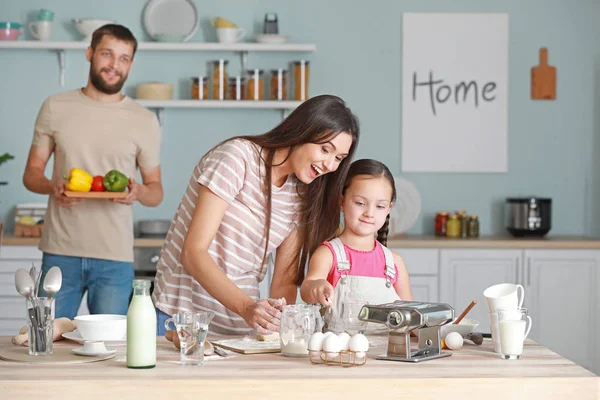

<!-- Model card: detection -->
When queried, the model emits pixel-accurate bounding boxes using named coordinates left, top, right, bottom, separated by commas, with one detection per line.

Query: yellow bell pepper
left=64, top=168, right=93, bottom=192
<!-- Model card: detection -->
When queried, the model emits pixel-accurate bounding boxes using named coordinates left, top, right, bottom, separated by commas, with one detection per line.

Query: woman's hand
left=241, top=298, right=286, bottom=334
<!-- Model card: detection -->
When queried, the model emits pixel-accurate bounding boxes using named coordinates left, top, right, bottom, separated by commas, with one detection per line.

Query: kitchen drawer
left=0, top=272, right=21, bottom=296
left=391, top=248, right=439, bottom=275
left=0, top=260, right=42, bottom=273
left=0, top=246, right=43, bottom=260
left=0, top=296, right=28, bottom=320
left=0, top=319, right=25, bottom=336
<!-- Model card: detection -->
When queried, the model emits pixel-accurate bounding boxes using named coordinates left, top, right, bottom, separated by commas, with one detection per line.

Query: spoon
left=29, top=264, right=38, bottom=297
left=43, top=266, right=63, bottom=299
left=15, top=268, right=44, bottom=351
left=454, top=300, right=477, bottom=325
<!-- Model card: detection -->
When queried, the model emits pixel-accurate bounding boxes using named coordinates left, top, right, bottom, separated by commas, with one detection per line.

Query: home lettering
left=412, top=71, right=497, bottom=116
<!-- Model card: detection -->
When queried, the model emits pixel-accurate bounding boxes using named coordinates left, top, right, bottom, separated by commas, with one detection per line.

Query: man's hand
left=112, top=177, right=140, bottom=205
left=53, top=180, right=82, bottom=208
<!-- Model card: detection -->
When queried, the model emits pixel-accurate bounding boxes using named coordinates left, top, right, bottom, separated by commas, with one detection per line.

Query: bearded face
left=87, top=37, right=134, bottom=95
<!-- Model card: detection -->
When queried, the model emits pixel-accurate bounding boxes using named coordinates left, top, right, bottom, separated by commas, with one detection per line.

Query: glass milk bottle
left=126, top=279, right=156, bottom=369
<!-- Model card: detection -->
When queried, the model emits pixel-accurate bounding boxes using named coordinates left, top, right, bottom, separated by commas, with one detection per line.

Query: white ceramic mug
left=216, top=27, right=245, bottom=44
left=483, top=283, right=524, bottom=312
left=29, top=20, right=52, bottom=41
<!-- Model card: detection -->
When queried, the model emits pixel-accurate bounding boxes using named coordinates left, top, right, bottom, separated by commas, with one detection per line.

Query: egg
left=445, top=332, right=463, bottom=350
left=308, top=332, right=324, bottom=351
left=349, top=333, right=369, bottom=353
left=322, top=331, right=335, bottom=340
left=337, top=332, right=351, bottom=351
left=322, top=333, right=342, bottom=358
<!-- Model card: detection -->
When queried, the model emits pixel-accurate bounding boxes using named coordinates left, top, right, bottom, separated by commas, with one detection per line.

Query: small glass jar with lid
left=291, top=60, right=309, bottom=101
left=446, top=214, right=461, bottom=238
left=209, top=59, right=229, bottom=100
left=467, top=215, right=480, bottom=238
left=246, top=69, right=265, bottom=100
left=434, top=211, right=449, bottom=237
left=270, top=69, right=288, bottom=100
left=191, top=76, right=208, bottom=100
left=228, top=76, right=246, bottom=100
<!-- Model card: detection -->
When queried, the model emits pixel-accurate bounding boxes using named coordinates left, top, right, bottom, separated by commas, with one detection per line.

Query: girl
left=153, top=94, right=360, bottom=335
left=300, top=159, right=413, bottom=333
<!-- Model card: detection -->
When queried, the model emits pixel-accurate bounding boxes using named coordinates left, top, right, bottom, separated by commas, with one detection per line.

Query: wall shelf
left=137, top=100, right=302, bottom=124
left=0, top=40, right=315, bottom=88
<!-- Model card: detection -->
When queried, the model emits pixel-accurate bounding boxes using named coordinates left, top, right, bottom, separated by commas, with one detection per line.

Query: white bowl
left=254, top=34, right=288, bottom=44
left=439, top=318, right=479, bottom=338
left=74, top=314, right=127, bottom=341
left=72, top=19, right=114, bottom=41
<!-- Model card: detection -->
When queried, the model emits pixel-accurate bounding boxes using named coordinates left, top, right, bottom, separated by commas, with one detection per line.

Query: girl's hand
left=312, top=280, right=334, bottom=307
left=241, top=299, right=283, bottom=334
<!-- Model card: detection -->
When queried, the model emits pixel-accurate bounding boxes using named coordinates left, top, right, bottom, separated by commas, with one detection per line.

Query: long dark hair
left=215, top=94, right=360, bottom=285
left=342, top=159, right=396, bottom=246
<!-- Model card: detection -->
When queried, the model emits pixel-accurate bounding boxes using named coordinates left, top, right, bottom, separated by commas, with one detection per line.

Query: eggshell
left=349, top=333, right=369, bottom=352
left=337, top=332, right=351, bottom=351
left=322, top=333, right=342, bottom=357
left=445, top=332, right=463, bottom=350
left=308, top=332, right=324, bottom=351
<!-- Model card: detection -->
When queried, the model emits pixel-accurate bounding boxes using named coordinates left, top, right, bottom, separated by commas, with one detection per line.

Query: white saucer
left=62, top=330, right=127, bottom=347
left=254, top=34, right=288, bottom=44
left=72, top=346, right=117, bottom=357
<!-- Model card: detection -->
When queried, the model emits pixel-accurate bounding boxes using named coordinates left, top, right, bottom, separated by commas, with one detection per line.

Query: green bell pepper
left=103, top=170, right=129, bottom=192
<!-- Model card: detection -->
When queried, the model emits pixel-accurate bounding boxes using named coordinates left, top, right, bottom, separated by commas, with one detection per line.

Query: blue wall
left=1, top=0, right=600, bottom=236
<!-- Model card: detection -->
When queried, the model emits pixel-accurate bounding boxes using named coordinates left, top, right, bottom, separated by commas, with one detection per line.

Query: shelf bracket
left=281, top=109, right=291, bottom=120
left=154, top=108, right=165, bottom=126
left=54, top=50, right=66, bottom=88
left=238, top=51, right=248, bottom=73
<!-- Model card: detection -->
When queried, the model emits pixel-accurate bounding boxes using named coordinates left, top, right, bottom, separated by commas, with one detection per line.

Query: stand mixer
left=358, top=300, right=454, bottom=362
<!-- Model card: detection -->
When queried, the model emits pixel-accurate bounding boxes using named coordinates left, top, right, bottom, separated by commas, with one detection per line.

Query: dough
left=254, top=332, right=280, bottom=342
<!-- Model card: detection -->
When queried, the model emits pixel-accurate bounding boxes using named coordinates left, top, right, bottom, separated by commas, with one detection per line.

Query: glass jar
left=270, top=69, right=288, bottom=100
left=210, top=59, right=229, bottom=100
left=191, top=76, right=208, bottom=100
left=246, top=69, right=264, bottom=100
left=291, top=60, right=309, bottom=101
left=279, top=304, right=318, bottom=357
left=228, top=76, right=246, bottom=100
left=467, top=215, right=480, bottom=238
left=435, top=211, right=449, bottom=237
left=446, top=215, right=461, bottom=238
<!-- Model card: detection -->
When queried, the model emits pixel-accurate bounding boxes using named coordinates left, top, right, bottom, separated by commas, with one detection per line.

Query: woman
left=153, top=94, right=360, bottom=335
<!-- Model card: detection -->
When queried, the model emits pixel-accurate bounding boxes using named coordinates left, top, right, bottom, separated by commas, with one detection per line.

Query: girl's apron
left=323, top=238, right=401, bottom=334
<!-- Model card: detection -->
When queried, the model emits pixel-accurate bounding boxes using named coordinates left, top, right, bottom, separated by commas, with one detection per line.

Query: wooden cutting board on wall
left=531, top=47, right=556, bottom=100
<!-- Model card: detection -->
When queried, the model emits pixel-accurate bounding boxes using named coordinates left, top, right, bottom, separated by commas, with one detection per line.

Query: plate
left=72, top=347, right=117, bottom=357
left=254, top=34, right=288, bottom=44
left=142, top=0, right=199, bottom=42
left=388, top=176, right=421, bottom=235
left=62, top=330, right=127, bottom=347
left=64, top=191, right=128, bottom=199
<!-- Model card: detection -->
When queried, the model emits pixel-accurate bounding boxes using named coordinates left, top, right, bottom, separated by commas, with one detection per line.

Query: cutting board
left=531, top=47, right=556, bottom=100
left=212, top=338, right=280, bottom=355
left=64, top=191, right=128, bottom=199
left=0, top=346, right=115, bottom=364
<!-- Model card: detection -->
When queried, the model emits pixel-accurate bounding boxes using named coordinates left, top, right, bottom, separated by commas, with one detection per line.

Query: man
left=23, top=24, right=163, bottom=319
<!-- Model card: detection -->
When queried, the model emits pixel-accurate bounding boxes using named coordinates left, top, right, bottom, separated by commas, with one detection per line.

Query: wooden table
left=0, top=336, right=598, bottom=399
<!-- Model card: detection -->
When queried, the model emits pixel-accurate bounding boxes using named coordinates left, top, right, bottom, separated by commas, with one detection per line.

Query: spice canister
left=446, top=215, right=461, bottom=238
left=210, top=59, right=229, bottom=100
left=291, top=60, right=309, bottom=101
left=435, top=212, right=449, bottom=237
left=191, top=76, right=208, bottom=100
left=246, top=69, right=265, bottom=100
left=228, top=76, right=246, bottom=100
left=467, top=215, right=480, bottom=238
left=270, top=69, right=288, bottom=100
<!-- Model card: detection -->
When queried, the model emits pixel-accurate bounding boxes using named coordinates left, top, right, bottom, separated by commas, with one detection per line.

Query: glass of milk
left=497, top=308, right=532, bottom=360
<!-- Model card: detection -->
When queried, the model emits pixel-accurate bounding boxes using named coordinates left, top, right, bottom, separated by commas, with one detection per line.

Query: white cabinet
left=524, top=250, right=600, bottom=373
left=393, top=248, right=440, bottom=303
left=439, top=249, right=522, bottom=333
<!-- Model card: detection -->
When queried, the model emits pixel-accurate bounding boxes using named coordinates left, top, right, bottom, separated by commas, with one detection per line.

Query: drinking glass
left=497, top=307, right=532, bottom=360
left=165, top=311, right=214, bottom=365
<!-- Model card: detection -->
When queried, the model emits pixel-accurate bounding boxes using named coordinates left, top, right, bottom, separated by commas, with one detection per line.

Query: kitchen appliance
left=358, top=300, right=454, bottom=363
left=505, top=197, right=552, bottom=237
left=138, top=219, right=171, bottom=238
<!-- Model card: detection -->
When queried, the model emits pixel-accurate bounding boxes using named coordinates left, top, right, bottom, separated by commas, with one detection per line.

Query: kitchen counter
left=4, top=234, right=600, bottom=249
left=0, top=336, right=598, bottom=399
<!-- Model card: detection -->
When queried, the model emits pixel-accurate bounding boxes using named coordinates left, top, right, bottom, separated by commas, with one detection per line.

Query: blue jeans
left=38, top=252, right=134, bottom=319
left=156, top=307, right=171, bottom=336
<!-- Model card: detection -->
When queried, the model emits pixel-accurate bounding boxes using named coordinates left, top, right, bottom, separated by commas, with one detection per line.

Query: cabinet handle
left=515, top=257, right=520, bottom=284
left=527, top=258, right=531, bottom=286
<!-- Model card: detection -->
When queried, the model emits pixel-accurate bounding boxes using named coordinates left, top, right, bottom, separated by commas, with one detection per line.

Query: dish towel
left=11, top=317, right=76, bottom=346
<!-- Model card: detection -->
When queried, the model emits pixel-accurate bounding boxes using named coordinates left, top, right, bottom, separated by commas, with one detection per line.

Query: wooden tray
left=64, top=191, right=128, bottom=199
left=0, top=346, right=115, bottom=364
left=212, top=338, right=280, bottom=355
